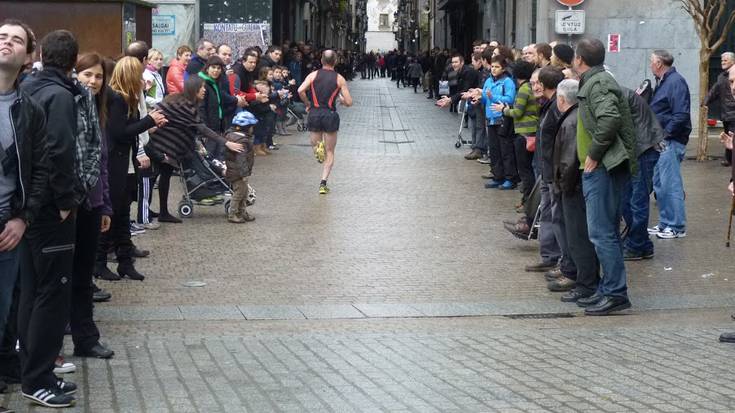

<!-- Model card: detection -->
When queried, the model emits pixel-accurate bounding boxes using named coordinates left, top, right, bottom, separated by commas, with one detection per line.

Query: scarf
left=198, top=72, right=223, bottom=119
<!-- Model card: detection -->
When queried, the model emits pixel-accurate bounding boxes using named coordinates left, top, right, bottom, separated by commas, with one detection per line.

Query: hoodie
left=21, top=67, right=85, bottom=210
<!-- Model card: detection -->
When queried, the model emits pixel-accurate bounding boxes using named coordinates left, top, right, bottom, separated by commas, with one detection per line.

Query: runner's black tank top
left=310, top=69, right=340, bottom=112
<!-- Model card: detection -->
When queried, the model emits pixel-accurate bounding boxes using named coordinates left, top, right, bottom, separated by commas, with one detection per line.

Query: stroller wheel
left=178, top=201, right=193, bottom=218
left=454, top=141, right=462, bottom=149
left=224, top=199, right=232, bottom=215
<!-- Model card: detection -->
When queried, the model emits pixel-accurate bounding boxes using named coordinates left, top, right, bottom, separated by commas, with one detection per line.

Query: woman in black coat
left=197, top=55, right=227, bottom=160
left=94, top=56, right=166, bottom=281
left=146, top=76, right=243, bottom=223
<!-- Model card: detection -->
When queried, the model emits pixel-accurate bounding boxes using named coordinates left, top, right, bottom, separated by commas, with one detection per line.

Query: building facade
left=365, top=0, right=398, bottom=52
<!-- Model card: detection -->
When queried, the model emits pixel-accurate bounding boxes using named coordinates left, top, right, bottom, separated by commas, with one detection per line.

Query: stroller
left=454, top=100, right=472, bottom=148
left=176, top=144, right=255, bottom=218
left=286, top=102, right=308, bottom=132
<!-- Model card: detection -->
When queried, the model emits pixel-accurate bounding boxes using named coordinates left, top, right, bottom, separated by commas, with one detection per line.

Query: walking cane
left=727, top=195, right=735, bottom=248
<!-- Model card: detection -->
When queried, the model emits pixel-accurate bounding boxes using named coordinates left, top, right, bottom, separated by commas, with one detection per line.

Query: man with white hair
left=522, top=44, right=537, bottom=64
left=552, top=79, right=600, bottom=304
left=705, top=51, right=735, bottom=166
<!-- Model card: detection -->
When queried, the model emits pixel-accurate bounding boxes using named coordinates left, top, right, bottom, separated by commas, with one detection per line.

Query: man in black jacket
left=552, top=78, right=600, bottom=304
left=186, top=38, right=215, bottom=76
left=17, top=29, right=80, bottom=408
left=0, top=19, right=49, bottom=411
left=705, top=52, right=735, bottom=166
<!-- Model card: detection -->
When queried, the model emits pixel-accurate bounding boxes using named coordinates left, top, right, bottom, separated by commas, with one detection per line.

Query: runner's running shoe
left=314, top=140, right=325, bottom=163
left=319, top=184, right=330, bottom=195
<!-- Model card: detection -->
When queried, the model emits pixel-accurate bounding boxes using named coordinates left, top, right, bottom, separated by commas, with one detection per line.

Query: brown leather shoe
left=548, top=276, right=576, bottom=292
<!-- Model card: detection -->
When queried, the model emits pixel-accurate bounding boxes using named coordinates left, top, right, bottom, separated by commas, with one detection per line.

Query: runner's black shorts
left=308, top=109, right=340, bottom=133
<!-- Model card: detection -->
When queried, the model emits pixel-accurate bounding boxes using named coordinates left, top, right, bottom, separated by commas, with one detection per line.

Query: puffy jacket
left=224, top=129, right=254, bottom=181
left=481, top=73, right=516, bottom=125
left=577, top=65, right=637, bottom=174
left=6, top=90, right=49, bottom=226
left=20, top=67, right=84, bottom=210
left=706, top=70, right=735, bottom=122
left=166, top=59, right=186, bottom=95
left=650, top=67, right=692, bottom=145
left=623, top=88, right=665, bottom=157
left=553, top=105, right=580, bottom=193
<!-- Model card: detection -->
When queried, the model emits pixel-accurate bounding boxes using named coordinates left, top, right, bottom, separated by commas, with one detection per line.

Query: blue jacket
left=481, top=74, right=516, bottom=125
left=650, top=67, right=692, bottom=145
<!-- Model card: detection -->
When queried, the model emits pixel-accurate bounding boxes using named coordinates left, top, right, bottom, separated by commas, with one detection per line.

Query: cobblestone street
left=4, top=78, right=735, bottom=412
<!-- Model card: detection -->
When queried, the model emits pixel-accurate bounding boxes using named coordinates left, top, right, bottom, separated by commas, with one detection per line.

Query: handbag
left=438, top=80, right=450, bottom=96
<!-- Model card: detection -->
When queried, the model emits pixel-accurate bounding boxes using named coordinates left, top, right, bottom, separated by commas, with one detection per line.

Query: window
left=379, top=13, right=389, bottom=29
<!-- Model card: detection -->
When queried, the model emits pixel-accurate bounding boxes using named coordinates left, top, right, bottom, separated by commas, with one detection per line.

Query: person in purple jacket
left=70, top=53, right=115, bottom=359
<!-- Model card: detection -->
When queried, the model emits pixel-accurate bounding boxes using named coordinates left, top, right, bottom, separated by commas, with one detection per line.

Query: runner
left=298, top=49, right=353, bottom=194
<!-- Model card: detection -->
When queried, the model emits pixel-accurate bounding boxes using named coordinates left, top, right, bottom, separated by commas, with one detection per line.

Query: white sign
left=153, top=15, right=175, bottom=36
left=555, top=10, right=585, bottom=34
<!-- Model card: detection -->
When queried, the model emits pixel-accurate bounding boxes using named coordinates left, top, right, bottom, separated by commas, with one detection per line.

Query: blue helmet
left=232, top=111, right=258, bottom=127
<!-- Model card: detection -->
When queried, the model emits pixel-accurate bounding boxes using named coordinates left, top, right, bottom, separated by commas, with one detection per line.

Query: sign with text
left=555, top=10, right=585, bottom=34
left=152, top=15, right=176, bottom=35
left=557, top=0, right=585, bottom=6
left=608, top=34, right=621, bottom=53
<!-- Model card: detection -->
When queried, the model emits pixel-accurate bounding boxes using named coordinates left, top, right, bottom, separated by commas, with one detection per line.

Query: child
left=272, top=66, right=291, bottom=136
left=225, top=111, right=257, bottom=223
left=250, top=80, right=276, bottom=156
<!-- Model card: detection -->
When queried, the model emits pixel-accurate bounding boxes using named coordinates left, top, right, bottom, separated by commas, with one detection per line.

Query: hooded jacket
left=6, top=90, right=48, bottom=226
left=481, top=73, right=516, bottom=125
left=20, top=66, right=84, bottom=210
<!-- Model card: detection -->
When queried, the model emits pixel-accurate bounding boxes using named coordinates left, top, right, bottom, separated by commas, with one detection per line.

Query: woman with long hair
left=94, top=56, right=166, bottom=281
left=198, top=55, right=227, bottom=160
left=146, top=76, right=243, bottom=223
left=68, top=52, right=115, bottom=358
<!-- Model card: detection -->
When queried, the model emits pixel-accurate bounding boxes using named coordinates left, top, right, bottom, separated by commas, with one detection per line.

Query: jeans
left=653, top=139, right=687, bottom=232
left=471, top=108, right=487, bottom=152
left=0, top=246, right=20, bottom=343
left=487, top=124, right=503, bottom=179
left=582, top=166, right=630, bottom=299
left=622, top=148, right=660, bottom=254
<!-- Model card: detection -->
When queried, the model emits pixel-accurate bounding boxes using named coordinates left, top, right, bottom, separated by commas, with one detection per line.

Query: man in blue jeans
left=573, top=38, right=637, bottom=316
left=0, top=18, right=48, bottom=411
left=621, top=88, right=666, bottom=260
left=648, top=49, right=692, bottom=239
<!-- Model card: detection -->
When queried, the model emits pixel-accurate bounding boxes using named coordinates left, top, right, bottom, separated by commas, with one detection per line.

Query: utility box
left=0, top=0, right=155, bottom=58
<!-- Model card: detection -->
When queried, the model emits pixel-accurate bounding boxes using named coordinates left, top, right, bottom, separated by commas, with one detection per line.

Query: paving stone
left=238, top=305, right=306, bottom=320
left=353, top=303, right=425, bottom=318
left=179, top=305, right=245, bottom=320
left=298, top=304, right=366, bottom=319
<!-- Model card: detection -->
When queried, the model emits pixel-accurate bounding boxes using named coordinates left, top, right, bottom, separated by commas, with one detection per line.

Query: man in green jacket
left=572, top=38, right=637, bottom=316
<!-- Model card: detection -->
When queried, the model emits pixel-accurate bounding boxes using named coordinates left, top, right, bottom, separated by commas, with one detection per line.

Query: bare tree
left=681, top=0, right=735, bottom=160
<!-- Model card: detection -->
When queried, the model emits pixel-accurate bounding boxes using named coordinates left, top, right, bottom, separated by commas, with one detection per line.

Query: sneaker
left=499, top=180, right=517, bottom=190
left=647, top=225, right=661, bottom=235
left=195, top=197, right=216, bottom=206
left=22, top=388, right=75, bottom=408
left=130, top=222, right=146, bottom=236
left=656, top=227, right=686, bottom=239
left=55, top=379, right=77, bottom=395
left=484, top=179, right=503, bottom=189
left=319, top=184, right=330, bottom=195
left=314, top=140, right=326, bottom=163
left=53, top=356, right=76, bottom=374
left=142, top=221, right=160, bottom=230
left=476, top=155, right=491, bottom=164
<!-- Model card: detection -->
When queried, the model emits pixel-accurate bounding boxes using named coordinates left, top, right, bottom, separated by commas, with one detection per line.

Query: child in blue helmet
left=225, top=111, right=257, bottom=223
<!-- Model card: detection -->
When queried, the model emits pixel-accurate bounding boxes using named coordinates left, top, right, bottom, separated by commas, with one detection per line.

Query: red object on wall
left=557, top=0, right=585, bottom=6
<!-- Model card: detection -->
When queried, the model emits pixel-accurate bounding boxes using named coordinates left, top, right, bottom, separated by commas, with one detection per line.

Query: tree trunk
left=696, top=51, right=711, bottom=161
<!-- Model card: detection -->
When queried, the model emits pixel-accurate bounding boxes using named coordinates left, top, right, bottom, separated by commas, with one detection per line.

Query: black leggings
left=156, top=161, right=175, bottom=216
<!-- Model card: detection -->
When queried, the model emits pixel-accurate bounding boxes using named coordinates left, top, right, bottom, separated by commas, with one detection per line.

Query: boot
left=228, top=212, right=246, bottom=223
left=94, top=262, right=120, bottom=281
left=254, top=144, right=268, bottom=156
left=464, top=149, right=482, bottom=160
left=117, top=261, right=145, bottom=281
left=239, top=209, right=255, bottom=222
